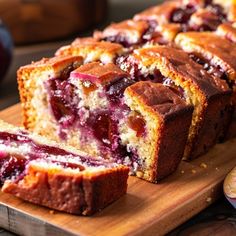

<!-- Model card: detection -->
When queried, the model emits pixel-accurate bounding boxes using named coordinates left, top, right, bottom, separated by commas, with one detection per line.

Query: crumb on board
left=181, top=170, right=185, bottom=174
left=49, top=210, right=55, bottom=215
left=215, top=167, right=219, bottom=171
left=206, top=197, right=212, bottom=203
left=191, top=169, right=196, bottom=174
left=200, top=163, right=207, bottom=168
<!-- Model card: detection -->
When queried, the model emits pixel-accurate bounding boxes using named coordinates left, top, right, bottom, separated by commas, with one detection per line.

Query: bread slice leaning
left=0, top=119, right=129, bottom=215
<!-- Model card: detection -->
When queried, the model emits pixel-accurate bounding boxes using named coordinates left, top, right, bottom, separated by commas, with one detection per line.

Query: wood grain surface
left=0, top=104, right=235, bottom=236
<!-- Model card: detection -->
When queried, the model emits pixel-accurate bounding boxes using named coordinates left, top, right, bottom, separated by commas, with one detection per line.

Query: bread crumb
left=206, top=197, right=212, bottom=203
left=49, top=210, right=55, bottom=215
left=215, top=167, right=219, bottom=171
left=181, top=170, right=185, bottom=174
left=200, top=163, right=207, bottom=168
left=191, top=169, right=196, bottom=174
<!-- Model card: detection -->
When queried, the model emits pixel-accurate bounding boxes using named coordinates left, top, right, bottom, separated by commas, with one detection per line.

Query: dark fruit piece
left=104, top=35, right=131, bottom=48
left=170, top=5, right=195, bottom=24
left=128, top=112, right=146, bottom=137
left=47, top=78, right=78, bottom=127
left=106, top=77, right=134, bottom=104
left=0, top=154, right=27, bottom=185
left=87, top=111, right=114, bottom=146
left=209, top=4, right=226, bottom=21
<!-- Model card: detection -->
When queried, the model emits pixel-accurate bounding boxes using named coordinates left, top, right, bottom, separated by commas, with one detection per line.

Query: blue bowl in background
left=0, top=20, right=13, bottom=82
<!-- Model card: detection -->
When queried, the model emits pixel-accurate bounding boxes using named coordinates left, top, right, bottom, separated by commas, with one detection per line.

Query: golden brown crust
left=19, top=55, right=83, bottom=70
left=2, top=163, right=129, bottom=215
left=133, top=1, right=181, bottom=24
left=94, top=20, right=149, bottom=45
left=70, top=62, right=129, bottom=85
left=217, top=23, right=236, bottom=43
left=154, top=23, right=181, bottom=42
left=71, top=37, right=124, bottom=53
left=55, top=38, right=124, bottom=63
left=125, top=81, right=192, bottom=119
left=229, top=4, right=236, bottom=21
left=125, top=81, right=193, bottom=181
left=72, top=37, right=99, bottom=45
left=175, top=32, right=236, bottom=81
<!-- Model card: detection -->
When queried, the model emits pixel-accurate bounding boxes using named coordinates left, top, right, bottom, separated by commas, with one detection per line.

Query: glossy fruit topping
left=127, top=112, right=146, bottom=137
left=170, top=5, right=196, bottom=24
left=106, top=77, right=134, bottom=104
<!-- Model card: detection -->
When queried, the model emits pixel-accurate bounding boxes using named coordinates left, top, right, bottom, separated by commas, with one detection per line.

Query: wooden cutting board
left=0, top=104, right=235, bottom=236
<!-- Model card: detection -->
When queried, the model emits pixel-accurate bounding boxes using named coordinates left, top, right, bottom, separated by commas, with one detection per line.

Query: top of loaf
left=70, top=62, right=129, bottom=85
left=175, top=32, right=236, bottom=80
left=125, top=45, right=231, bottom=97
left=125, top=81, right=193, bottom=120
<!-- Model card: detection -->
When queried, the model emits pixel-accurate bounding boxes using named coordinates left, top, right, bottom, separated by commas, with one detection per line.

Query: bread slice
left=175, top=32, right=236, bottom=138
left=122, top=81, right=193, bottom=181
left=17, top=59, right=193, bottom=182
left=0, top=120, right=129, bottom=215
left=117, top=45, right=232, bottom=160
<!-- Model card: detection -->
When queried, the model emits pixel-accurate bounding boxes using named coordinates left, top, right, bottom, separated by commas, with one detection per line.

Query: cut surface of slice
left=17, top=59, right=193, bottom=182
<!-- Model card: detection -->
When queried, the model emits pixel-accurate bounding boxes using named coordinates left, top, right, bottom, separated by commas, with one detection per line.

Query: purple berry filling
left=207, top=3, right=226, bottom=21
left=105, top=77, right=134, bottom=105
left=103, top=35, right=133, bottom=48
left=103, top=2, right=226, bottom=47
left=47, top=78, right=79, bottom=128
left=0, top=131, right=119, bottom=185
left=46, top=69, right=143, bottom=172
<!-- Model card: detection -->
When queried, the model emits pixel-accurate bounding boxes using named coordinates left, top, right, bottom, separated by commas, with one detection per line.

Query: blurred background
left=1, top=1, right=236, bottom=236
left=0, top=0, right=161, bottom=110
